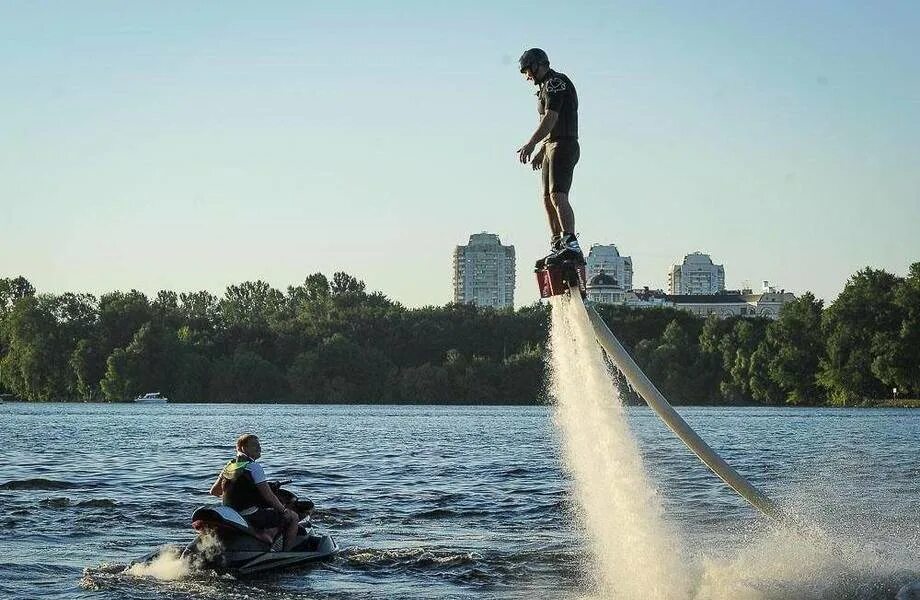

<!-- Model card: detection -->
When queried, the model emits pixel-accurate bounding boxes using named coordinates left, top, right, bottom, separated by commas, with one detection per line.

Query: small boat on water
left=133, top=392, right=168, bottom=404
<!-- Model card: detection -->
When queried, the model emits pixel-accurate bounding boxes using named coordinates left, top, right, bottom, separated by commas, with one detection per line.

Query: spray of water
left=124, top=546, right=192, bottom=580
left=124, top=531, right=223, bottom=581
left=695, top=517, right=920, bottom=600
left=548, top=293, right=920, bottom=600
left=548, top=294, right=690, bottom=599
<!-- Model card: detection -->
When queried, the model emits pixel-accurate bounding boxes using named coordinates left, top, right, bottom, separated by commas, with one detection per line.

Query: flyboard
left=536, top=260, right=781, bottom=520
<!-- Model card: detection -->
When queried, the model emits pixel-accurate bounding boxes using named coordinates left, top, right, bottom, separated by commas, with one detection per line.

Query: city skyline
left=2, top=2, right=918, bottom=307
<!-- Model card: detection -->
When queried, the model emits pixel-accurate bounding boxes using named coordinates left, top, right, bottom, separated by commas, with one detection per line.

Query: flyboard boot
left=535, top=233, right=587, bottom=298
left=546, top=233, right=585, bottom=267
left=534, top=235, right=563, bottom=270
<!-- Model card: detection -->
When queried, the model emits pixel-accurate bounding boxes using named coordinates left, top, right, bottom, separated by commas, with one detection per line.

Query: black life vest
left=220, top=454, right=269, bottom=511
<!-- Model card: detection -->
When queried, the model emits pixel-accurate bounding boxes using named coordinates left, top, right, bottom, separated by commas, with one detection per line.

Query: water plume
left=548, top=293, right=920, bottom=599
left=124, top=546, right=191, bottom=581
left=548, top=294, right=690, bottom=599
left=124, top=531, right=222, bottom=581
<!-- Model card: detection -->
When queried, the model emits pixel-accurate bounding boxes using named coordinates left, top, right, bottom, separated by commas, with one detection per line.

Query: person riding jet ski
left=209, top=433, right=300, bottom=551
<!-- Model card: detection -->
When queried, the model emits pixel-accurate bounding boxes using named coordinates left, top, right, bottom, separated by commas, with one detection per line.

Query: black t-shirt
left=537, top=69, right=578, bottom=141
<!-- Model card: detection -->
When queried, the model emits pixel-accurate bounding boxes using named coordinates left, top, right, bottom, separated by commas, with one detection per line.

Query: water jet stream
left=548, top=294, right=690, bottom=598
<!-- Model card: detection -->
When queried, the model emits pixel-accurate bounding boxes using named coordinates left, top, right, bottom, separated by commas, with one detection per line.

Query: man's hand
left=518, top=110, right=557, bottom=166
left=531, top=147, right=544, bottom=171
left=284, top=508, right=300, bottom=523
left=517, top=141, right=537, bottom=165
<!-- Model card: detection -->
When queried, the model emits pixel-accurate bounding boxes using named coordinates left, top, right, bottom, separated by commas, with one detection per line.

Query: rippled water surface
left=2, top=403, right=919, bottom=599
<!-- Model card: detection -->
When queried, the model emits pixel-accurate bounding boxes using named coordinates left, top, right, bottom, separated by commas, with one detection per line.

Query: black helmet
left=519, top=48, right=549, bottom=73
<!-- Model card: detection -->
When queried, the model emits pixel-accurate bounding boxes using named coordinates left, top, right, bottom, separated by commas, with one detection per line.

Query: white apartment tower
left=452, top=233, right=515, bottom=309
left=586, top=244, right=633, bottom=290
left=668, top=252, right=726, bottom=295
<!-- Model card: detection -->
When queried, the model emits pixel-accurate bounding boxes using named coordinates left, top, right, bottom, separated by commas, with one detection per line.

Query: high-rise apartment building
left=668, top=252, right=725, bottom=295
left=586, top=244, right=633, bottom=290
left=452, top=233, right=515, bottom=309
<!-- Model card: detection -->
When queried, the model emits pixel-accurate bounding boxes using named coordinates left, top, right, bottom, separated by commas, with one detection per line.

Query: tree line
left=0, top=263, right=917, bottom=405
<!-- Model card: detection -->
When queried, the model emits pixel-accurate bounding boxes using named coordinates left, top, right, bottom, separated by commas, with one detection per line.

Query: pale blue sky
left=2, top=1, right=918, bottom=306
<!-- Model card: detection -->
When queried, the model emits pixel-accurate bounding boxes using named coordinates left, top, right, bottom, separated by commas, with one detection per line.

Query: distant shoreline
left=3, top=268, right=917, bottom=407
left=862, top=398, right=920, bottom=408
left=3, top=398, right=918, bottom=408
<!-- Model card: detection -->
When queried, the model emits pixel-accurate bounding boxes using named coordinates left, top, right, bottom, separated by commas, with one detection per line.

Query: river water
left=1, top=402, right=918, bottom=599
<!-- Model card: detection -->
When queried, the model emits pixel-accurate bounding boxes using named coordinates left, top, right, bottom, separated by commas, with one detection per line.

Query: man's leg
left=546, top=140, right=583, bottom=262
left=551, top=191, right=575, bottom=235
left=282, top=511, right=299, bottom=551
left=543, top=192, right=563, bottom=238
left=246, top=509, right=283, bottom=547
left=546, top=140, right=579, bottom=238
left=541, top=143, right=563, bottom=240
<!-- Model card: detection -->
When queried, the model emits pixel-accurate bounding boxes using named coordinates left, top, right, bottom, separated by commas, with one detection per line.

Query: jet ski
left=137, top=480, right=338, bottom=575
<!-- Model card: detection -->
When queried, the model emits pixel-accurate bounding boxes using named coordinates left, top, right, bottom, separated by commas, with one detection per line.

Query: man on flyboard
left=516, top=48, right=584, bottom=269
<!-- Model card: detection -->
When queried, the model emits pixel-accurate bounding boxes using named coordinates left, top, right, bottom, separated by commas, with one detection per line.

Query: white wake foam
left=124, top=532, right=222, bottom=581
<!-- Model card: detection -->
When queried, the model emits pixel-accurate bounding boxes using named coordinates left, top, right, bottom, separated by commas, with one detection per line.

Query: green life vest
left=221, top=458, right=251, bottom=481
left=220, top=454, right=266, bottom=511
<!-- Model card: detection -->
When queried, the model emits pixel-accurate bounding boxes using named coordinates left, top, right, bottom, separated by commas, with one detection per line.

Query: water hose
left=579, top=296, right=781, bottom=520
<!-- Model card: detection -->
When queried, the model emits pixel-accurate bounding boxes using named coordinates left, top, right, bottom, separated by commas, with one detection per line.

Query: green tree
left=16, top=266, right=916, bottom=407
left=178, top=290, right=221, bottom=334
left=697, top=316, right=768, bottom=403
left=70, top=338, right=104, bottom=401
left=330, top=272, right=366, bottom=296
left=818, top=268, right=902, bottom=404
left=634, top=319, right=718, bottom=404
left=763, top=292, right=825, bottom=404
left=221, top=280, right=287, bottom=328
left=395, top=363, right=451, bottom=404
left=97, top=290, right=152, bottom=348
left=288, top=334, right=392, bottom=403
left=99, top=322, right=181, bottom=401
left=152, top=290, right=182, bottom=329
left=173, top=351, right=211, bottom=403
left=100, top=347, right=133, bottom=402
left=287, top=274, right=332, bottom=323
left=209, top=350, right=287, bottom=403
left=749, top=342, right=783, bottom=404
left=0, top=276, right=36, bottom=313
left=869, top=262, right=920, bottom=396
left=89, top=290, right=153, bottom=394
left=441, top=349, right=502, bottom=404
left=500, top=342, right=546, bottom=404
left=0, top=295, right=68, bottom=401
left=217, top=281, right=286, bottom=364
left=51, top=293, right=100, bottom=398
